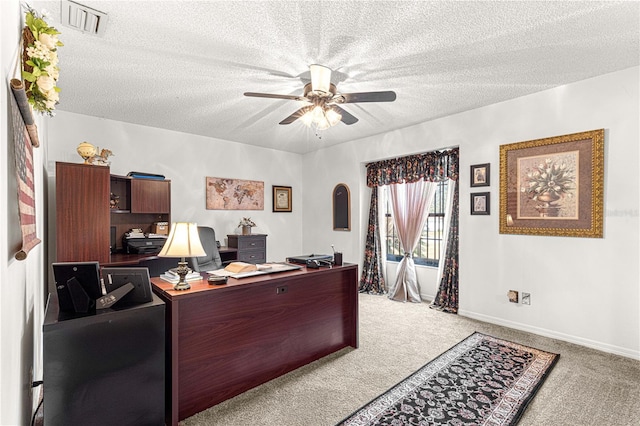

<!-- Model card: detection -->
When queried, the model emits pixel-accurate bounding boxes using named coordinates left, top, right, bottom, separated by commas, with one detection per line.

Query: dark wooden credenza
left=227, top=234, right=267, bottom=263
left=151, top=264, right=359, bottom=425
left=43, top=294, right=166, bottom=425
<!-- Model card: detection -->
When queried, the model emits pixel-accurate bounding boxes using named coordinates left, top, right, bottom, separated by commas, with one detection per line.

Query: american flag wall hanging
left=10, top=79, right=40, bottom=147
left=10, top=88, right=41, bottom=260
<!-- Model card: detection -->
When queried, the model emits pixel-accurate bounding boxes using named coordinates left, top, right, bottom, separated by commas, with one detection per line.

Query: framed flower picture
left=499, top=129, right=604, bottom=238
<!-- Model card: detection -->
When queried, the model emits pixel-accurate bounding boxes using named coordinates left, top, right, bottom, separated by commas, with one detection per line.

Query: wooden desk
left=151, top=264, right=359, bottom=425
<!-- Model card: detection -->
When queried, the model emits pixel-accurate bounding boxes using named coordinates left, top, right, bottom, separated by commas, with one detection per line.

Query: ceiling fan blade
left=279, top=106, right=313, bottom=125
left=244, top=92, right=303, bottom=101
left=339, top=91, right=397, bottom=103
left=332, top=106, right=358, bottom=125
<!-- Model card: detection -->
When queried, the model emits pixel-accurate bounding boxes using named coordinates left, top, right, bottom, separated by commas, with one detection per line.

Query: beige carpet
left=181, top=293, right=640, bottom=426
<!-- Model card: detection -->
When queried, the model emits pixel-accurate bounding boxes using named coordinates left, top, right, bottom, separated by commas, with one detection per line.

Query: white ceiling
left=32, top=0, right=639, bottom=154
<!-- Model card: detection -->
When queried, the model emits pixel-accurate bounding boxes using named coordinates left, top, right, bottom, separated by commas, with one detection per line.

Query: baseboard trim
left=458, top=309, right=640, bottom=360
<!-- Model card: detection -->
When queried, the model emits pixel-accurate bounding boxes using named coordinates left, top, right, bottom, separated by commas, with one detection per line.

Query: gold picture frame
left=499, top=129, right=604, bottom=238
left=272, top=185, right=292, bottom=212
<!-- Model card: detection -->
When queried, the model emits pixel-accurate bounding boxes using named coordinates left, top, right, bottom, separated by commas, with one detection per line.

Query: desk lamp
left=158, top=222, right=206, bottom=290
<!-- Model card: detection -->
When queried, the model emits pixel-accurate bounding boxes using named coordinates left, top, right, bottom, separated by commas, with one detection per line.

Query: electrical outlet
left=521, top=293, right=531, bottom=305
left=508, top=290, right=519, bottom=303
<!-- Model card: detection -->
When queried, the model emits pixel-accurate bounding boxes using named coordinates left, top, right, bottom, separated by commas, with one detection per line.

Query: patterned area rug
left=338, top=332, right=559, bottom=426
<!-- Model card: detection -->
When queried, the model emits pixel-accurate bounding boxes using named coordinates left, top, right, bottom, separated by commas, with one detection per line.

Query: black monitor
left=52, top=262, right=103, bottom=313
left=101, top=267, right=153, bottom=307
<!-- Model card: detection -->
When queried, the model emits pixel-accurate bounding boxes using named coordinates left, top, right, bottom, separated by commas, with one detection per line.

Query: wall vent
left=61, top=0, right=108, bottom=36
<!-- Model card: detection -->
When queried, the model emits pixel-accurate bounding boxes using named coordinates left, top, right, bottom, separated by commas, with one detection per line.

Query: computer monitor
left=101, top=267, right=153, bottom=307
left=52, top=262, right=103, bottom=313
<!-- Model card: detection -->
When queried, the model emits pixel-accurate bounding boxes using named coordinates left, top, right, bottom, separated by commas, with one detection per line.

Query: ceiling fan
left=244, top=65, right=396, bottom=130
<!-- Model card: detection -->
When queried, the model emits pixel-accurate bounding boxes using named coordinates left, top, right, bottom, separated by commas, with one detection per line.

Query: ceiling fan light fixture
left=309, top=64, right=332, bottom=94
left=326, top=108, right=342, bottom=126
left=244, top=65, right=395, bottom=130
left=315, top=117, right=331, bottom=131
left=301, top=104, right=341, bottom=131
left=311, top=105, right=325, bottom=122
left=300, top=111, right=314, bottom=126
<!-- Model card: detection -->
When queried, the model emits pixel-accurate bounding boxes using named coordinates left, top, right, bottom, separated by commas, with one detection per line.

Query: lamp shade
left=158, top=222, right=206, bottom=258
left=310, top=64, right=331, bottom=93
left=325, top=107, right=342, bottom=126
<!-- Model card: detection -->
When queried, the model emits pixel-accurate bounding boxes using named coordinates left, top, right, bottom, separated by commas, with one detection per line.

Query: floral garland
left=22, top=6, right=63, bottom=116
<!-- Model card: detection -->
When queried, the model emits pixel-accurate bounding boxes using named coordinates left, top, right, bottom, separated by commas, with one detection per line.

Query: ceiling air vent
left=61, top=0, right=108, bottom=36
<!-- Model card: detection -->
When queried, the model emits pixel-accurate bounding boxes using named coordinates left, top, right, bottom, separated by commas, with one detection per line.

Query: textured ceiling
left=32, top=0, right=639, bottom=154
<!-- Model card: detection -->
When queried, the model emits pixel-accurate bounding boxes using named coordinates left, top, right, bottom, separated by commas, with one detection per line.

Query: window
left=384, top=180, right=448, bottom=267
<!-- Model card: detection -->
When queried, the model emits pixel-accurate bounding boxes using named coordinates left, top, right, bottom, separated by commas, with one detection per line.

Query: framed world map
left=206, top=177, right=264, bottom=210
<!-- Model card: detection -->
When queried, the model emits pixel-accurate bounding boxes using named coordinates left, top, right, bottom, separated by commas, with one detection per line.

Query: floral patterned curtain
left=366, top=149, right=458, bottom=187
left=360, top=148, right=459, bottom=307
left=430, top=179, right=459, bottom=313
left=359, top=186, right=386, bottom=294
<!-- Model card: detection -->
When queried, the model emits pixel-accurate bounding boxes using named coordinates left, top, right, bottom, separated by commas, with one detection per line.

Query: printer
left=124, top=238, right=166, bottom=254
left=123, top=229, right=167, bottom=254
left=286, top=254, right=333, bottom=265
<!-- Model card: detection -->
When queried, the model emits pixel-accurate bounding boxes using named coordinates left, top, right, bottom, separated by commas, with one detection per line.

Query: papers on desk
left=224, top=261, right=258, bottom=274
left=208, top=262, right=301, bottom=279
left=159, top=269, right=201, bottom=284
left=146, top=233, right=168, bottom=239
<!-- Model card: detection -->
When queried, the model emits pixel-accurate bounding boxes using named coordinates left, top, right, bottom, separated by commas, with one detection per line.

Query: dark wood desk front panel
left=151, top=264, right=358, bottom=425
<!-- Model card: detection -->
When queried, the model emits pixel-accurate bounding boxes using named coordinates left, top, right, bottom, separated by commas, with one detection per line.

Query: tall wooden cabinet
left=56, top=162, right=171, bottom=264
left=56, top=162, right=111, bottom=264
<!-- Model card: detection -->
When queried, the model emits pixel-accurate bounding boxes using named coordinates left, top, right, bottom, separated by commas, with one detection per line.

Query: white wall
left=1, top=0, right=48, bottom=424
left=45, top=113, right=304, bottom=263
left=302, top=67, right=639, bottom=359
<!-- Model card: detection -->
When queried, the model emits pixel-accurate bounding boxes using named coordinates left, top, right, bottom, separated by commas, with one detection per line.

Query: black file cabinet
left=43, top=293, right=165, bottom=426
left=227, top=234, right=267, bottom=264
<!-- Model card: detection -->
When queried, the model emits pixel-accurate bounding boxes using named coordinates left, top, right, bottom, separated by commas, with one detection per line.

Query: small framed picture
left=471, top=192, right=490, bottom=215
left=272, top=185, right=292, bottom=212
left=470, top=163, right=490, bottom=187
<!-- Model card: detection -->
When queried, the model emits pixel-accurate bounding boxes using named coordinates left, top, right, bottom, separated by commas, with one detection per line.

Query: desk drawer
left=227, top=234, right=266, bottom=249
left=227, top=235, right=267, bottom=264
left=236, top=236, right=265, bottom=250
left=237, top=251, right=266, bottom=264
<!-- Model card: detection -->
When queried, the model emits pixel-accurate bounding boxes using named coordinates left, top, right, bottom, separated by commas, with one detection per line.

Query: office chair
left=137, top=256, right=180, bottom=277
left=188, top=226, right=222, bottom=272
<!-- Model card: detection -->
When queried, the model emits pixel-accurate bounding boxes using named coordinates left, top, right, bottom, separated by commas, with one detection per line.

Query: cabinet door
left=131, top=179, right=171, bottom=213
left=56, top=163, right=110, bottom=263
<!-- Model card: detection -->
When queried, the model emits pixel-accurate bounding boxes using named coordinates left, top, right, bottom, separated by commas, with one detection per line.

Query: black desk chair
left=137, top=256, right=179, bottom=277
left=188, top=226, right=222, bottom=272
